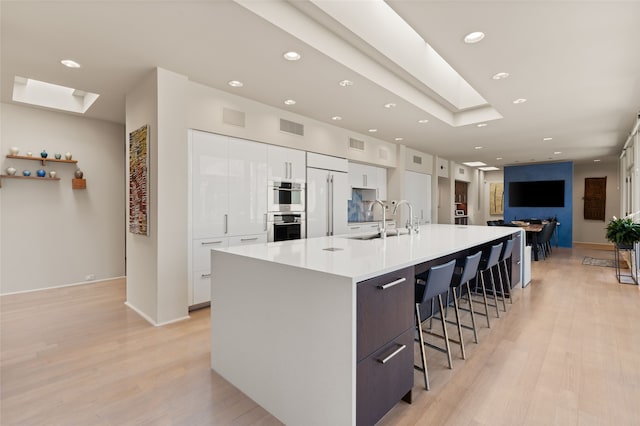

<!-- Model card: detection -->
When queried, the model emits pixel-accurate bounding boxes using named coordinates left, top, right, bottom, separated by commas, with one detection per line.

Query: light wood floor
left=1, top=247, right=639, bottom=425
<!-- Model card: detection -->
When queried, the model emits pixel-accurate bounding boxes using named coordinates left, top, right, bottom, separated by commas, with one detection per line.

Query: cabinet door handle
left=201, top=241, right=223, bottom=245
left=378, top=277, right=406, bottom=290
left=241, top=237, right=259, bottom=242
left=350, top=226, right=360, bottom=230
left=284, top=162, right=288, bottom=179
left=201, top=273, right=211, bottom=278
left=224, top=214, right=228, bottom=234
left=363, top=174, right=367, bottom=187
left=264, top=213, right=268, bottom=231
left=379, top=344, right=406, bottom=364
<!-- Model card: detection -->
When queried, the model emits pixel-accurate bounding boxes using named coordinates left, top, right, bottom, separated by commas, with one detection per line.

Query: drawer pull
left=378, top=277, right=406, bottom=290
left=201, top=273, right=211, bottom=278
left=241, top=237, right=259, bottom=242
left=350, top=226, right=360, bottom=230
left=201, top=241, right=223, bottom=245
left=379, top=344, right=406, bottom=364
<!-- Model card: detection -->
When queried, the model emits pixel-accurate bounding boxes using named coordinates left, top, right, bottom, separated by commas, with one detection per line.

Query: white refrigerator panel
left=307, top=168, right=329, bottom=238
left=331, top=171, right=349, bottom=236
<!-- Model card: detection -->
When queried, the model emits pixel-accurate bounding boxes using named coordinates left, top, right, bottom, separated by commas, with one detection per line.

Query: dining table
left=512, top=221, right=544, bottom=261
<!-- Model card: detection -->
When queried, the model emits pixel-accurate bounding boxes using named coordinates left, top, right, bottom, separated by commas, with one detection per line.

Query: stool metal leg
left=437, top=294, right=453, bottom=369
left=500, top=259, right=513, bottom=304
left=465, top=281, right=479, bottom=343
left=494, top=264, right=507, bottom=312
left=488, top=267, right=501, bottom=318
left=452, top=289, right=466, bottom=359
left=476, top=271, right=491, bottom=328
left=415, top=303, right=430, bottom=390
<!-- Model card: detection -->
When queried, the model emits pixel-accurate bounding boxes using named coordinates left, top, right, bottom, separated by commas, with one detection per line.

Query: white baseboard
left=124, top=301, right=190, bottom=327
left=0, top=276, right=126, bottom=297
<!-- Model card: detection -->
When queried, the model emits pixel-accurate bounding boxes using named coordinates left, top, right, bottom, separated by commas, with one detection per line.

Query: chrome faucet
left=392, top=200, right=416, bottom=234
left=370, top=200, right=386, bottom=239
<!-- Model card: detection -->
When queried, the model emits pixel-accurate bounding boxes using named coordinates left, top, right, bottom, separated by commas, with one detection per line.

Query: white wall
left=0, top=103, right=125, bottom=294
left=573, top=160, right=620, bottom=244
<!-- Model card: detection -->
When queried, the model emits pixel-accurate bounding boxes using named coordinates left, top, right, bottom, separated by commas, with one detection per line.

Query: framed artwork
left=584, top=177, right=606, bottom=221
left=129, top=125, right=149, bottom=235
left=490, top=182, right=504, bottom=215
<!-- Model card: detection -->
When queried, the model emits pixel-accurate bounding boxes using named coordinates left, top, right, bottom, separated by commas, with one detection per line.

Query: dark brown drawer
left=357, top=266, right=414, bottom=361
left=356, top=328, right=413, bottom=426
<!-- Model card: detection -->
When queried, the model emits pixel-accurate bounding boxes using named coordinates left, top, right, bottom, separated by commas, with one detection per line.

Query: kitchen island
left=210, top=224, right=522, bottom=425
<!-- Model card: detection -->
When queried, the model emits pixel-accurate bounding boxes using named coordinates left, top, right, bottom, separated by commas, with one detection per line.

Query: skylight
left=12, top=76, right=99, bottom=114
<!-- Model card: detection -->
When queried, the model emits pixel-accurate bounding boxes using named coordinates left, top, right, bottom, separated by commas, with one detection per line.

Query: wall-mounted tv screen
left=508, top=180, right=565, bottom=207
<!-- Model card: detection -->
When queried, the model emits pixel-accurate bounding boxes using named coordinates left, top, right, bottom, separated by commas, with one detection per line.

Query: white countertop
left=215, top=224, right=519, bottom=282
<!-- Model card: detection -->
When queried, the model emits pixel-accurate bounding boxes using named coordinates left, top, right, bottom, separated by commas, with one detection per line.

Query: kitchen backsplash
left=348, top=188, right=380, bottom=222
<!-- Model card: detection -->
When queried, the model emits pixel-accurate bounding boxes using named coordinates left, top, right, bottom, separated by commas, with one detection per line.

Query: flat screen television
left=508, top=180, right=565, bottom=207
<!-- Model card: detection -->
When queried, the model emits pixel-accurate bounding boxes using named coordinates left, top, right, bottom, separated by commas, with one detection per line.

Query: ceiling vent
left=413, top=155, right=422, bottom=165
left=223, top=108, right=246, bottom=127
left=349, top=137, right=365, bottom=151
left=280, top=118, right=304, bottom=136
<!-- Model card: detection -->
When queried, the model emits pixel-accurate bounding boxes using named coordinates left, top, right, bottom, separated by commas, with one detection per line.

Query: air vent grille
left=459, top=168, right=465, bottom=174
left=222, top=108, right=246, bottom=127
left=413, top=155, right=422, bottom=165
left=349, top=138, right=365, bottom=151
left=280, top=118, right=304, bottom=136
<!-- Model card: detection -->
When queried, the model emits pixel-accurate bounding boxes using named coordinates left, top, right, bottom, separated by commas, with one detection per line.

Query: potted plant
left=606, top=216, right=640, bottom=248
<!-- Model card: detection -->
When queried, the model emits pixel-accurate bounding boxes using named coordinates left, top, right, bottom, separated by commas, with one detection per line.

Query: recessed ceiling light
left=228, top=80, right=243, bottom=88
left=383, top=102, right=396, bottom=109
left=496, top=157, right=503, bottom=160
left=331, top=116, right=342, bottom=121
left=463, top=161, right=487, bottom=167
left=418, top=119, right=429, bottom=124
left=554, top=151, right=562, bottom=155
left=368, top=128, right=377, bottom=133
left=394, top=137, right=403, bottom=141
left=338, top=79, right=353, bottom=87
left=477, top=123, right=487, bottom=127
left=513, top=98, right=527, bottom=104
left=61, top=59, right=81, bottom=68
left=594, top=159, right=601, bottom=162
left=283, top=51, right=301, bottom=61
left=464, top=31, right=485, bottom=44
left=474, top=146, right=483, bottom=150
left=543, top=137, right=553, bottom=141
left=283, top=99, right=296, bottom=105
left=479, top=166, right=500, bottom=171
left=492, top=72, right=509, bottom=80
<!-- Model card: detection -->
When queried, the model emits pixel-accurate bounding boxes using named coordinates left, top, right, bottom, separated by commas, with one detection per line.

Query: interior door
left=306, top=168, right=329, bottom=238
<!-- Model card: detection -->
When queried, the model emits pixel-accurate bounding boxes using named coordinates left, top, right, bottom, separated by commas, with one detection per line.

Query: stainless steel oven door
left=268, top=181, right=305, bottom=212
left=268, top=212, right=306, bottom=242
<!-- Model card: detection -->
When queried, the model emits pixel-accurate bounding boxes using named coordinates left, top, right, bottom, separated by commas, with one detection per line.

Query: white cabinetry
left=404, top=171, right=432, bottom=226
left=348, top=162, right=387, bottom=200
left=267, top=145, right=306, bottom=182
left=189, top=129, right=268, bottom=306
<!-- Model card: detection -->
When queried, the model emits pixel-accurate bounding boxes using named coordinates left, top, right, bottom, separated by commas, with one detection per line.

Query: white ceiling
left=2, top=1, right=639, bottom=168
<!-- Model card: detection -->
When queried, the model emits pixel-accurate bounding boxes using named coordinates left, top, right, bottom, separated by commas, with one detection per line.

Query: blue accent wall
left=504, top=162, right=573, bottom=247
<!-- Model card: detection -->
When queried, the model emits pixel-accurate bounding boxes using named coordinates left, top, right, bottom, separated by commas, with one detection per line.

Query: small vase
left=64, top=152, right=72, bottom=160
left=54, top=153, right=62, bottom=160
left=22, top=170, right=31, bottom=176
left=49, top=171, right=57, bottom=179
left=26, top=151, right=33, bottom=157
left=40, top=150, right=48, bottom=159
left=9, top=147, right=19, bottom=156
left=6, top=167, right=16, bottom=175
left=37, top=169, right=46, bottom=177
left=74, top=169, right=84, bottom=179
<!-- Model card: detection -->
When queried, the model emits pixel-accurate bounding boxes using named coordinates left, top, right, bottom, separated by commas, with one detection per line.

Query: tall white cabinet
left=189, top=130, right=268, bottom=306
left=404, top=170, right=432, bottom=226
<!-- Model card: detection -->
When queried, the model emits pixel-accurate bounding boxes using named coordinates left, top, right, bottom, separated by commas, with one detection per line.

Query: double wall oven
left=267, top=181, right=306, bottom=242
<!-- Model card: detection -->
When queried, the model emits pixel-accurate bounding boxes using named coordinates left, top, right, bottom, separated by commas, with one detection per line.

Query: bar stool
left=475, top=242, right=503, bottom=321
left=446, top=251, right=483, bottom=356
left=497, top=239, right=515, bottom=305
left=414, top=259, right=456, bottom=391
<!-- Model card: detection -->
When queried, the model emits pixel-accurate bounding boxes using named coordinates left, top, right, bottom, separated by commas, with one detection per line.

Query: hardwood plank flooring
left=1, top=247, right=638, bottom=425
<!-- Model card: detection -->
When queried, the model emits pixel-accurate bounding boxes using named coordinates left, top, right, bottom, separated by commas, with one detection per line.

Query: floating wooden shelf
left=72, top=178, right=86, bottom=189
left=6, top=154, right=78, bottom=165
left=0, top=174, right=61, bottom=187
